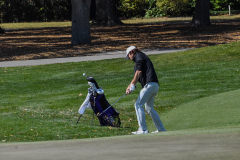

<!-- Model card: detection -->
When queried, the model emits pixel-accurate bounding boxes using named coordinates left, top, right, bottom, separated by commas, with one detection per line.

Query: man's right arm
left=126, top=70, right=142, bottom=94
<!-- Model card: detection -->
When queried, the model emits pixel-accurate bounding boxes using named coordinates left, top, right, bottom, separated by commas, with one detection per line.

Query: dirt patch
left=1, top=20, right=240, bottom=61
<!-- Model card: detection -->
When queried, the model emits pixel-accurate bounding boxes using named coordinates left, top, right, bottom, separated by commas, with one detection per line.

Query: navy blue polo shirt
left=133, top=52, right=159, bottom=88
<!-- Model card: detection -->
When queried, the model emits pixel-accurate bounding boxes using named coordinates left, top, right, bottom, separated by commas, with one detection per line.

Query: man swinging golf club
left=125, top=46, right=166, bottom=134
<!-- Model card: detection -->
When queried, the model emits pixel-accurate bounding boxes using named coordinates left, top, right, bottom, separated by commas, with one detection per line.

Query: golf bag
left=77, top=77, right=121, bottom=127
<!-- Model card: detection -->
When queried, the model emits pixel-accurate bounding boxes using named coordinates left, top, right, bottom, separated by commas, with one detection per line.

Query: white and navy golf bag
left=77, top=77, right=121, bottom=127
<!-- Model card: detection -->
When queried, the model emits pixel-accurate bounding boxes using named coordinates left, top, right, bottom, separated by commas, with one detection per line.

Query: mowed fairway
left=0, top=132, right=239, bottom=160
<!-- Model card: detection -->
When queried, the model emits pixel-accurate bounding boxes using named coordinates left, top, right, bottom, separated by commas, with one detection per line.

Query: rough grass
left=0, top=42, right=240, bottom=143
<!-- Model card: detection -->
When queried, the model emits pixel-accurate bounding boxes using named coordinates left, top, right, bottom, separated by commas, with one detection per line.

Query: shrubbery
left=156, top=0, right=189, bottom=16
left=119, top=0, right=148, bottom=18
left=119, top=0, right=194, bottom=18
left=119, top=0, right=240, bottom=18
left=1, top=0, right=240, bottom=23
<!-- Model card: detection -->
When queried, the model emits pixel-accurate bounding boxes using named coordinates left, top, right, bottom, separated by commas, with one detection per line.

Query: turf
left=1, top=15, right=240, bottom=29
left=150, top=89, right=240, bottom=132
left=0, top=41, right=240, bottom=143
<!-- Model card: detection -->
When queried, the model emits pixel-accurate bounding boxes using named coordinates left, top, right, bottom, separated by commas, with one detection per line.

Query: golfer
left=125, top=46, right=166, bottom=134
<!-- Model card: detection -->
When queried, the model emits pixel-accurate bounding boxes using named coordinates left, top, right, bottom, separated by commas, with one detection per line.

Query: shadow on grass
left=0, top=19, right=240, bottom=61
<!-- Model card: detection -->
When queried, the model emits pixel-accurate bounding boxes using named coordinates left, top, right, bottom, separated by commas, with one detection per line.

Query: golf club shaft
left=98, top=93, right=126, bottom=116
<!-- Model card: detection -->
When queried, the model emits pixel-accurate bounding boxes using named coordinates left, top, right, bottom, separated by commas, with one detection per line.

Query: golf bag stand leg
left=76, top=114, right=82, bottom=124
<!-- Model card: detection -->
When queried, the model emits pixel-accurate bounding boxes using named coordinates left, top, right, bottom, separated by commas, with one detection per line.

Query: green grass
left=0, top=41, right=240, bottom=143
left=0, top=21, right=72, bottom=29
left=1, top=14, right=240, bottom=29
left=124, top=14, right=240, bottom=24
left=155, top=89, right=240, bottom=132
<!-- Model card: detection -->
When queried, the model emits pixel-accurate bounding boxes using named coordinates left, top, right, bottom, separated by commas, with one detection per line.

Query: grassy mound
left=154, top=89, right=240, bottom=132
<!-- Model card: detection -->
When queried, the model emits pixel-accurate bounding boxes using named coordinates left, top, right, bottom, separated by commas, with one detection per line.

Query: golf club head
left=96, top=89, right=104, bottom=94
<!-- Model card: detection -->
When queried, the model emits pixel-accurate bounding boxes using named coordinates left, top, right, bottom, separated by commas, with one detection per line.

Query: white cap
left=125, top=46, right=137, bottom=60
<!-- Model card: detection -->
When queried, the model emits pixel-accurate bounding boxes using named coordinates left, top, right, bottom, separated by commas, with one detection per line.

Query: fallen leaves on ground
left=0, top=20, right=240, bottom=61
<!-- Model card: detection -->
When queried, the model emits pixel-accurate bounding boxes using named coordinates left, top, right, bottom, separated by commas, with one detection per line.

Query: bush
left=145, top=7, right=164, bottom=18
left=210, top=0, right=240, bottom=11
left=156, top=0, right=189, bottom=16
left=144, top=0, right=191, bottom=18
left=119, top=0, right=148, bottom=18
left=144, top=0, right=164, bottom=18
left=210, top=10, right=240, bottom=15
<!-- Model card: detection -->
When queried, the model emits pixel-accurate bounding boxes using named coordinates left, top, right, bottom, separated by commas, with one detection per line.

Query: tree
left=191, top=0, right=211, bottom=27
left=107, top=0, right=123, bottom=25
left=71, top=0, right=91, bottom=45
left=0, top=27, right=4, bottom=34
left=92, top=0, right=123, bottom=25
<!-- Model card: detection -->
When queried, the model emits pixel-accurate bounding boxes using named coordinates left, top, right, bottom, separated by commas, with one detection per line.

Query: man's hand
left=126, top=84, right=136, bottom=95
left=130, top=84, right=136, bottom=91
left=126, top=86, right=131, bottom=95
left=126, top=70, right=141, bottom=95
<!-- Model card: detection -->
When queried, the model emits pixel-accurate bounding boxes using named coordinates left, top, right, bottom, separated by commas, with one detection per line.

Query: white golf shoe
left=151, top=130, right=166, bottom=133
left=132, top=130, right=149, bottom=134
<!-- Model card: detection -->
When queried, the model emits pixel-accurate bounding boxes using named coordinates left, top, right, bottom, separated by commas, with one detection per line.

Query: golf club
left=97, top=93, right=127, bottom=116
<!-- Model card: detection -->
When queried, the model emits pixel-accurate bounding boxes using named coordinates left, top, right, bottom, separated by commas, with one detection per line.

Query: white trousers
left=135, top=82, right=166, bottom=131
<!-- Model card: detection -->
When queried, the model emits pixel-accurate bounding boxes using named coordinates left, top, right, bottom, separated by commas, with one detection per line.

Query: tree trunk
left=107, top=0, right=123, bottom=26
left=90, top=0, right=96, bottom=20
left=93, top=0, right=122, bottom=25
left=191, top=0, right=211, bottom=27
left=71, top=0, right=91, bottom=45
left=0, top=27, right=5, bottom=34
left=94, top=0, right=108, bottom=24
